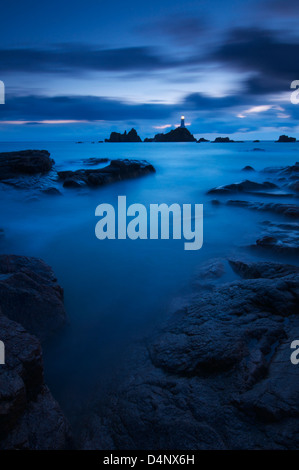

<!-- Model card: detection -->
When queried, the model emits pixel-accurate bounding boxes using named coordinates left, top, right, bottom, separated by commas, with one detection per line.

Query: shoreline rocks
left=0, top=150, right=54, bottom=181
left=0, top=255, right=67, bottom=342
left=82, top=260, right=299, bottom=450
left=58, top=159, right=155, bottom=188
left=0, top=256, right=70, bottom=449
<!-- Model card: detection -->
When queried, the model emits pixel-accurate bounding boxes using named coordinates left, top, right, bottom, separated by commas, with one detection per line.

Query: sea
left=0, top=141, right=297, bottom=419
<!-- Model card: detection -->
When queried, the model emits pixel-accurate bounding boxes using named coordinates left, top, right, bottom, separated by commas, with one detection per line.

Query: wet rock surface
left=0, top=150, right=54, bottom=181
left=82, top=260, right=299, bottom=450
left=58, top=159, right=155, bottom=188
left=0, top=255, right=71, bottom=449
left=0, top=255, right=67, bottom=342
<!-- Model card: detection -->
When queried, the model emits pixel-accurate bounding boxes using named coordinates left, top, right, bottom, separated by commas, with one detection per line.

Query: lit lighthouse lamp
left=180, top=116, right=185, bottom=128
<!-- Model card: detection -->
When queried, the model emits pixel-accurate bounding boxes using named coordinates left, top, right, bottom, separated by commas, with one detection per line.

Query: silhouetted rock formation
left=197, top=138, right=210, bottom=143
left=58, top=159, right=155, bottom=188
left=0, top=150, right=54, bottom=181
left=105, top=128, right=142, bottom=142
left=152, top=126, right=196, bottom=142
left=213, top=137, right=235, bottom=143
left=276, top=135, right=296, bottom=143
left=242, top=166, right=255, bottom=171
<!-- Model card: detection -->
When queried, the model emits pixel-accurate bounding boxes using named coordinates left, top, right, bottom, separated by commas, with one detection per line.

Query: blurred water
left=0, top=141, right=298, bottom=415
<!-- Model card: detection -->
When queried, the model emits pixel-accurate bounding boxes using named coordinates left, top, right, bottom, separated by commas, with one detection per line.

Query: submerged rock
left=226, top=200, right=299, bottom=218
left=208, top=180, right=277, bottom=195
left=242, top=166, right=255, bottom=171
left=58, top=159, right=155, bottom=189
left=0, top=255, right=67, bottom=341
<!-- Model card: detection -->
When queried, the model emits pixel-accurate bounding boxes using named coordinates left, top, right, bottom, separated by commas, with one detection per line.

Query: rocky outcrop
left=208, top=180, right=278, bottom=195
left=276, top=135, right=296, bottom=143
left=82, top=260, right=299, bottom=450
left=212, top=137, right=235, bottom=143
left=197, top=138, right=210, bottom=143
left=0, top=255, right=67, bottom=342
left=105, top=128, right=142, bottom=142
left=0, top=256, right=70, bottom=449
left=226, top=200, right=299, bottom=218
left=0, top=313, right=70, bottom=449
left=0, top=150, right=54, bottom=181
left=58, top=159, right=155, bottom=188
left=152, top=127, right=196, bottom=142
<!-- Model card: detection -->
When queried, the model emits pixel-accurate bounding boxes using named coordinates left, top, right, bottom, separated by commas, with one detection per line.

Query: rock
left=212, top=137, right=235, bottom=143
left=58, top=159, right=155, bottom=189
left=81, top=158, right=109, bottom=166
left=253, top=140, right=260, bottom=143
left=242, top=166, right=255, bottom=171
left=208, top=180, right=277, bottom=195
left=226, top=200, right=299, bottom=218
left=41, top=187, right=62, bottom=196
left=0, top=150, right=54, bottom=181
left=152, top=127, right=196, bottom=142
left=82, top=260, right=299, bottom=450
left=0, top=255, right=66, bottom=341
left=105, top=128, right=142, bottom=142
left=229, top=260, right=299, bottom=279
left=0, top=312, right=71, bottom=449
left=252, top=148, right=265, bottom=152
left=276, top=135, right=296, bottom=143
left=197, top=138, right=210, bottom=143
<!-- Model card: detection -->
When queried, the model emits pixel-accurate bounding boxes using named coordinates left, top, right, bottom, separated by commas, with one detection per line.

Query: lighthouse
left=180, top=115, right=185, bottom=128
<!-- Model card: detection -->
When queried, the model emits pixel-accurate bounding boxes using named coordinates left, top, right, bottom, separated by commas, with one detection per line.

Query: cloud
left=0, top=45, right=180, bottom=74
left=211, top=27, right=299, bottom=93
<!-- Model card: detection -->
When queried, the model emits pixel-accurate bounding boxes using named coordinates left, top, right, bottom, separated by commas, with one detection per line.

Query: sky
left=0, top=0, right=299, bottom=141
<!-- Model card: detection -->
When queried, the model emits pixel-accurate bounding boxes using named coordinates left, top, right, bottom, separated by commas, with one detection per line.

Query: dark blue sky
left=0, top=0, right=299, bottom=140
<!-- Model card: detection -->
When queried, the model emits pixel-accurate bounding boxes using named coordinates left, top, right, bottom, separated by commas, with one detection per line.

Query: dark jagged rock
left=0, top=255, right=66, bottom=342
left=82, top=260, right=299, bottom=450
left=242, top=166, right=255, bottom=171
left=0, top=312, right=71, bottom=449
left=152, top=127, right=196, bottom=142
left=105, top=128, right=142, bottom=143
left=0, top=150, right=54, bottom=181
left=208, top=180, right=277, bottom=195
left=212, top=137, right=235, bottom=143
left=276, top=135, right=296, bottom=143
left=197, top=138, right=210, bottom=143
left=58, top=159, right=155, bottom=189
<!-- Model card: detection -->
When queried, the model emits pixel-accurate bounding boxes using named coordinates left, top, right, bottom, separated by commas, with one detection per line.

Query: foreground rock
left=0, top=255, right=67, bottom=342
left=0, top=312, right=70, bottom=449
left=0, top=150, right=54, bottom=181
left=58, top=159, right=155, bottom=188
left=82, top=260, right=299, bottom=449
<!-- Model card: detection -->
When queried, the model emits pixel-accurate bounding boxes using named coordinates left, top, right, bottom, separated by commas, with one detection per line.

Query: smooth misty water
left=0, top=141, right=298, bottom=417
